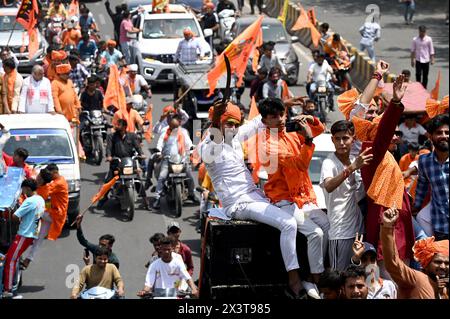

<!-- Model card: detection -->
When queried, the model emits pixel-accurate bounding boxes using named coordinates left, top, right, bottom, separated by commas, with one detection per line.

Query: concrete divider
left=263, top=0, right=398, bottom=90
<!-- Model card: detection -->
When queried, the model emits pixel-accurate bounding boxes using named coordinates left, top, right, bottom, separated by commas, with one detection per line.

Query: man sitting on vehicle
left=2, top=179, right=44, bottom=299
left=262, top=67, right=290, bottom=100
left=175, top=28, right=205, bottom=65
left=79, top=7, right=98, bottom=33
left=152, top=114, right=200, bottom=210
left=166, top=222, right=194, bottom=276
left=258, top=42, right=287, bottom=77
left=80, top=76, right=104, bottom=113
left=62, top=17, right=82, bottom=48
left=100, top=119, right=144, bottom=208
left=112, top=96, right=144, bottom=134
left=324, top=33, right=349, bottom=61
left=46, top=0, right=68, bottom=20
left=250, top=67, right=268, bottom=102
left=75, top=215, right=120, bottom=269
left=307, top=53, right=336, bottom=108
left=71, top=246, right=125, bottom=299
left=137, top=237, right=199, bottom=298
left=77, top=31, right=98, bottom=61
left=68, top=54, right=90, bottom=92
left=200, top=2, right=219, bottom=50
left=124, top=64, right=152, bottom=98
left=100, top=40, right=125, bottom=68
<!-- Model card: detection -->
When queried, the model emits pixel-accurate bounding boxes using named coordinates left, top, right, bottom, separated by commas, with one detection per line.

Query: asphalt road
left=301, top=0, right=449, bottom=96
left=16, top=0, right=343, bottom=299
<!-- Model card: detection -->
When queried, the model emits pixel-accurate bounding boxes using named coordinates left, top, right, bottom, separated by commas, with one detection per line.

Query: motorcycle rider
left=262, top=67, right=290, bottom=100
left=68, top=54, right=90, bottom=92
left=217, top=0, right=236, bottom=14
left=307, top=53, right=336, bottom=109
left=124, top=64, right=152, bottom=98
left=99, top=119, right=144, bottom=208
left=79, top=76, right=104, bottom=141
left=152, top=113, right=200, bottom=210
left=200, top=2, right=219, bottom=50
left=77, top=31, right=98, bottom=61
left=70, top=246, right=124, bottom=299
left=258, top=42, right=287, bottom=77
left=45, top=0, right=68, bottom=20
left=61, top=16, right=82, bottom=48
left=79, top=7, right=98, bottom=33
left=112, top=96, right=144, bottom=134
left=137, top=237, right=199, bottom=298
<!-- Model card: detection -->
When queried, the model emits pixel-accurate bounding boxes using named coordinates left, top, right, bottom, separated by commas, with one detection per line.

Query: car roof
left=313, top=133, right=335, bottom=153
left=0, top=8, right=18, bottom=16
left=0, top=114, right=72, bottom=131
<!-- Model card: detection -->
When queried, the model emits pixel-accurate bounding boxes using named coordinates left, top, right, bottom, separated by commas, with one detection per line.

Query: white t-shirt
left=308, top=60, right=333, bottom=83
left=130, top=74, right=148, bottom=94
left=320, top=153, right=365, bottom=240
left=367, top=279, right=398, bottom=299
left=398, top=122, right=427, bottom=144
left=145, top=255, right=191, bottom=289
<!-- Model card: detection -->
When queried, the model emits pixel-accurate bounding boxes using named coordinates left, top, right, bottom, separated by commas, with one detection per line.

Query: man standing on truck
left=175, top=28, right=205, bottom=65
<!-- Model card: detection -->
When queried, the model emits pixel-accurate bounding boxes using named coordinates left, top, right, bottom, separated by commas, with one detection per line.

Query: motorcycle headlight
left=170, top=164, right=184, bottom=174
left=122, top=166, right=134, bottom=175
left=67, top=179, right=81, bottom=192
left=92, top=118, right=103, bottom=125
left=318, top=86, right=327, bottom=93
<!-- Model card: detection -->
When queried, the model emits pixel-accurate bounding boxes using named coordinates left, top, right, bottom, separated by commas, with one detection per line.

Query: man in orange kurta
left=46, top=50, right=68, bottom=81
left=52, top=63, right=81, bottom=122
left=256, top=98, right=329, bottom=297
left=46, top=164, right=69, bottom=241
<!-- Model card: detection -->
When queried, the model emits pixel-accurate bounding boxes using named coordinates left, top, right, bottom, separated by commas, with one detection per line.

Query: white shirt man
left=309, top=59, right=333, bottom=83
left=398, top=121, right=427, bottom=145
left=145, top=254, right=192, bottom=289
left=175, top=37, right=204, bottom=64
left=153, top=108, right=189, bottom=135
left=156, top=126, right=193, bottom=158
left=18, top=67, right=55, bottom=114
left=258, top=53, right=287, bottom=75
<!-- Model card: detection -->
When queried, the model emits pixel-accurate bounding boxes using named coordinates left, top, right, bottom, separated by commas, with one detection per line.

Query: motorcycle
left=80, top=110, right=108, bottom=166
left=154, top=153, right=189, bottom=218
left=332, top=50, right=352, bottom=92
left=218, top=9, right=236, bottom=43
left=79, top=286, right=122, bottom=299
left=140, top=288, right=191, bottom=299
left=110, top=156, right=144, bottom=221
left=313, top=76, right=333, bottom=123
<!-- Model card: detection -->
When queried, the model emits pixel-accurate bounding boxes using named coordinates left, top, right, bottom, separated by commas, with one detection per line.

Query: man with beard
left=413, top=114, right=449, bottom=241
left=340, top=265, right=369, bottom=299
left=381, top=208, right=449, bottom=299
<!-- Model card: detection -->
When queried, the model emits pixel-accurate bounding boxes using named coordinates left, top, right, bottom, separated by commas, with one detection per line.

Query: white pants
left=276, top=201, right=330, bottom=274
left=26, top=212, right=53, bottom=261
left=233, top=200, right=300, bottom=272
left=416, top=203, right=433, bottom=237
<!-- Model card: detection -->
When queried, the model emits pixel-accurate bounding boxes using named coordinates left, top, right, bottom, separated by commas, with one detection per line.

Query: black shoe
left=187, top=193, right=200, bottom=204
left=152, top=198, right=160, bottom=210
left=97, top=197, right=108, bottom=209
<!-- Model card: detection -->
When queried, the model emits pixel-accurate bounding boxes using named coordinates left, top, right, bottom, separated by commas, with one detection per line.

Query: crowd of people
left=0, top=0, right=448, bottom=300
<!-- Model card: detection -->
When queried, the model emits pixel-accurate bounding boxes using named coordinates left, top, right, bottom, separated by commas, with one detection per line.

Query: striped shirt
left=175, top=38, right=202, bottom=64
left=414, top=152, right=449, bottom=234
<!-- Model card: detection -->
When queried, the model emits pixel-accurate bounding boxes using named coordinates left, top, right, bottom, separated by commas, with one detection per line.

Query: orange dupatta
left=4, top=69, right=17, bottom=111
left=164, top=127, right=186, bottom=156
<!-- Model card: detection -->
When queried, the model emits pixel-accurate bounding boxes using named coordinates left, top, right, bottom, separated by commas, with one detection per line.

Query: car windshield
left=309, top=151, right=331, bottom=184
left=237, top=21, right=288, bottom=43
left=3, top=129, right=74, bottom=163
left=143, top=19, right=200, bottom=39
left=0, top=15, right=24, bottom=31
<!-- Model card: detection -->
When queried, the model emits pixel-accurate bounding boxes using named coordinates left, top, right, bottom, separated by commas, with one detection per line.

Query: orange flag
left=291, top=5, right=321, bottom=48
left=103, top=64, right=127, bottom=112
left=16, top=0, right=39, bottom=59
left=91, top=176, right=119, bottom=204
left=252, top=31, right=263, bottom=73
left=144, top=105, right=153, bottom=142
left=207, top=15, right=263, bottom=96
left=430, top=70, right=441, bottom=100
left=68, top=0, right=79, bottom=17
left=248, top=96, right=259, bottom=120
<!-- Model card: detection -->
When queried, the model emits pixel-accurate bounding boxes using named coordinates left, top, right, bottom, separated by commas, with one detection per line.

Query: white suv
left=134, top=4, right=212, bottom=83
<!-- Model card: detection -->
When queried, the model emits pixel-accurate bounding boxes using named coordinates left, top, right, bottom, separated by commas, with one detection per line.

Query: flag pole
left=174, top=64, right=215, bottom=106
left=6, top=20, right=18, bottom=48
left=70, top=205, right=92, bottom=227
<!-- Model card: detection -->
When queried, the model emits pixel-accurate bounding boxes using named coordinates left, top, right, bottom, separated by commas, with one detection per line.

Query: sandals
left=285, top=287, right=308, bottom=300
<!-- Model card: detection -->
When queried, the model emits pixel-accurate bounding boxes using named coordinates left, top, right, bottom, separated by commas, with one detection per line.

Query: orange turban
left=205, top=2, right=215, bottom=9
left=107, top=39, right=117, bottom=47
left=426, top=95, right=449, bottom=119
left=183, top=28, right=194, bottom=37
left=413, top=237, right=449, bottom=268
left=162, top=105, right=175, bottom=115
left=56, top=63, right=72, bottom=74
left=221, top=102, right=241, bottom=124
left=51, top=50, right=68, bottom=61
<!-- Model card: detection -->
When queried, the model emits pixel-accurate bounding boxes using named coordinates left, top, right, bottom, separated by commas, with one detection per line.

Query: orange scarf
left=354, top=116, right=404, bottom=209
left=337, top=88, right=378, bottom=120
left=4, top=69, right=17, bottom=110
left=426, top=95, right=449, bottom=119
left=164, top=127, right=186, bottom=156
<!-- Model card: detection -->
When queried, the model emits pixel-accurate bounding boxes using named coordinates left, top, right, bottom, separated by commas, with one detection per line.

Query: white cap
left=128, top=64, right=138, bottom=72
left=126, top=96, right=135, bottom=104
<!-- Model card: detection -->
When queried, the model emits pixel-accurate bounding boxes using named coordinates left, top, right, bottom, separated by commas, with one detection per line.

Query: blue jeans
left=360, top=42, right=376, bottom=62
left=403, top=1, right=415, bottom=22
left=155, top=159, right=196, bottom=198
left=120, top=41, right=131, bottom=64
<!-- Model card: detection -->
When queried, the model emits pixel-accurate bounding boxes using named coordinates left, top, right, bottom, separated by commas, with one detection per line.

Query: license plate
left=167, top=73, right=174, bottom=80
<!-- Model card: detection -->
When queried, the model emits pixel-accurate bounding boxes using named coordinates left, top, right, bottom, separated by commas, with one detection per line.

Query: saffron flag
left=248, top=96, right=259, bottom=120
left=430, top=70, right=441, bottom=100
left=68, top=0, right=79, bottom=17
left=91, top=176, right=119, bottom=204
left=153, top=0, right=169, bottom=12
left=16, top=0, right=39, bottom=58
left=252, top=30, right=263, bottom=73
left=207, top=16, right=263, bottom=96
left=144, top=105, right=153, bottom=142
left=291, top=5, right=321, bottom=48
left=103, top=64, right=127, bottom=113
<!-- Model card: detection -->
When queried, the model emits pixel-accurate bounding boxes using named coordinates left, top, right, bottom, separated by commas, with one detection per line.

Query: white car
left=0, top=114, right=81, bottom=225
left=257, top=133, right=335, bottom=210
left=134, top=4, right=213, bottom=83
left=0, top=8, right=47, bottom=71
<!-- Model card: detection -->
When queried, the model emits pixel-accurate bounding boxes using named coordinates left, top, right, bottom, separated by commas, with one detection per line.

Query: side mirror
left=203, top=28, right=213, bottom=38
left=291, top=36, right=299, bottom=43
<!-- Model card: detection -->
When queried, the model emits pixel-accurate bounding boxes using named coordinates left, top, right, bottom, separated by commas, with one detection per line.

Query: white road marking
left=98, top=13, right=106, bottom=25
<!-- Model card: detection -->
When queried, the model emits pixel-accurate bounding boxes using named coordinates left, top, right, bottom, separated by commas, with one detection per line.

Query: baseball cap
left=128, top=64, right=138, bottom=72
left=362, top=242, right=376, bottom=256
left=167, top=221, right=181, bottom=232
